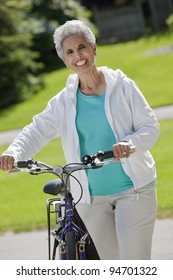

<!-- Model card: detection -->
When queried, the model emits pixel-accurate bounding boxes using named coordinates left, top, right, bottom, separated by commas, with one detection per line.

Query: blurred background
left=0, top=0, right=173, bottom=237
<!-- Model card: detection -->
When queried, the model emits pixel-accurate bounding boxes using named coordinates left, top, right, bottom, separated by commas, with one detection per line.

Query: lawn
left=97, top=32, right=173, bottom=107
left=0, top=138, right=65, bottom=233
left=151, top=119, right=173, bottom=218
left=0, top=31, right=173, bottom=233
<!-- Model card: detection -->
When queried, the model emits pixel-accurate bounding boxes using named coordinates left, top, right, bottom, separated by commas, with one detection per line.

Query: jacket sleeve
left=122, top=78, right=160, bottom=152
left=2, top=94, right=62, bottom=160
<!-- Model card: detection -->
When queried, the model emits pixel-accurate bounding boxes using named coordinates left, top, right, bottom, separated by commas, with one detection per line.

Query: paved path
left=0, top=218, right=173, bottom=260
left=0, top=105, right=173, bottom=145
left=0, top=129, right=22, bottom=145
left=153, top=105, right=173, bottom=120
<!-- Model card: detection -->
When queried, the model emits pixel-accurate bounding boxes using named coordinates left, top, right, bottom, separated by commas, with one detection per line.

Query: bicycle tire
left=65, top=231, right=78, bottom=260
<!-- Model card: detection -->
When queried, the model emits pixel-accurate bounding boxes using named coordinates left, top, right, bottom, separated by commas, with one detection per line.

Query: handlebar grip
left=13, top=159, right=34, bottom=168
left=101, top=150, right=114, bottom=159
left=82, top=145, right=136, bottom=164
left=99, top=146, right=136, bottom=160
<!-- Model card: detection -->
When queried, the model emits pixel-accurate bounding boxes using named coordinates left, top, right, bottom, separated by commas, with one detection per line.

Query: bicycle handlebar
left=11, top=146, right=135, bottom=175
left=13, top=159, right=36, bottom=169
left=82, top=145, right=135, bottom=164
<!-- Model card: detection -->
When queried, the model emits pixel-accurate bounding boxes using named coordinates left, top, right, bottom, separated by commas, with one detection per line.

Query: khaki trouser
left=76, top=185, right=157, bottom=260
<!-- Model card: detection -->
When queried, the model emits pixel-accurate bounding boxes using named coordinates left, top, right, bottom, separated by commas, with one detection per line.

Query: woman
left=0, top=20, right=160, bottom=259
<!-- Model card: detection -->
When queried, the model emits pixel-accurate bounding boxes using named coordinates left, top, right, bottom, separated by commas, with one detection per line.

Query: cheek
left=63, top=57, right=70, bottom=67
left=63, top=60, right=68, bottom=67
left=63, top=58, right=75, bottom=69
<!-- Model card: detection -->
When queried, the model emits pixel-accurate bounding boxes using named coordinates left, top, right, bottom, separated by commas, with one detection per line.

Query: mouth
left=75, top=59, right=87, bottom=67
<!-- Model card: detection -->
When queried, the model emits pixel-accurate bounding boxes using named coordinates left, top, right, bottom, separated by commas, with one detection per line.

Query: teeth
left=76, top=60, right=86, bottom=66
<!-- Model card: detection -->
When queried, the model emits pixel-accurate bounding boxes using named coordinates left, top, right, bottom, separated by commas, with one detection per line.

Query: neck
left=79, top=68, right=106, bottom=96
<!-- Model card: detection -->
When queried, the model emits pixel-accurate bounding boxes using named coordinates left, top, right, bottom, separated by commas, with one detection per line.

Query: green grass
left=0, top=68, right=69, bottom=131
left=97, top=32, right=173, bottom=107
left=0, top=138, right=65, bottom=234
left=151, top=119, right=173, bottom=218
left=0, top=32, right=173, bottom=131
left=0, top=119, right=173, bottom=234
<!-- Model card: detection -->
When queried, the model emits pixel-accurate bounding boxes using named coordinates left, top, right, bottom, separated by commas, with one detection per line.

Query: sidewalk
left=0, top=105, right=173, bottom=146
left=0, top=218, right=173, bottom=259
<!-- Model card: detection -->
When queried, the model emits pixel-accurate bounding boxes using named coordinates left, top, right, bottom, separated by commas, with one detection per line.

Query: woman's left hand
left=112, top=142, right=131, bottom=160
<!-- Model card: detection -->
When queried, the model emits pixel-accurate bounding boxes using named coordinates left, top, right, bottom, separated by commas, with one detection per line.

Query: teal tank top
left=75, top=88, right=133, bottom=196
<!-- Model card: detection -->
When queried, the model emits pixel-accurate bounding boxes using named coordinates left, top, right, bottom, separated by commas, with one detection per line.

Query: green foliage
left=81, top=0, right=140, bottom=9
left=166, top=14, right=173, bottom=32
left=0, top=0, right=43, bottom=109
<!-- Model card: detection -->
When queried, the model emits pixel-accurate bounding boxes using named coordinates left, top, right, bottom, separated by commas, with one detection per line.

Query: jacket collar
left=65, top=67, right=126, bottom=101
left=66, top=73, right=79, bottom=103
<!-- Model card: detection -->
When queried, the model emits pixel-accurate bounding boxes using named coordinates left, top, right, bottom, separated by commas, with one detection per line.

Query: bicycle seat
left=43, top=179, right=64, bottom=195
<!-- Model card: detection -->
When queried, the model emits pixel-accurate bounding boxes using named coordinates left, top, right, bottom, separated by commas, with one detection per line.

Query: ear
left=93, top=43, right=97, bottom=56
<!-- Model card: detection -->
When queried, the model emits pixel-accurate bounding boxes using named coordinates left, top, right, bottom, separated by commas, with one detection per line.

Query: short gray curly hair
left=53, top=20, right=96, bottom=60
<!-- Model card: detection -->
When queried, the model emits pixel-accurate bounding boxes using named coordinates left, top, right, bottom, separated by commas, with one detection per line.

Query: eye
left=79, top=44, right=85, bottom=50
left=66, top=49, right=73, bottom=55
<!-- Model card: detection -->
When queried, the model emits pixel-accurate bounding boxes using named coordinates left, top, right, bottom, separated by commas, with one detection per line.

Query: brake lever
left=8, top=169, right=30, bottom=174
left=29, top=168, right=42, bottom=175
left=91, top=158, right=104, bottom=168
left=92, top=158, right=121, bottom=168
left=29, top=167, right=53, bottom=175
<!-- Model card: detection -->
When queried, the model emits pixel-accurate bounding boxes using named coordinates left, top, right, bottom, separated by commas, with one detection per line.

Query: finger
left=113, top=143, right=130, bottom=159
left=113, top=145, right=122, bottom=159
left=3, top=156, right=10, bottom=170
left=121, top=145, right=130, bottom=158
left=0, top=156, right=14, bottom=170
left=7, top=157, right=14, bottom=170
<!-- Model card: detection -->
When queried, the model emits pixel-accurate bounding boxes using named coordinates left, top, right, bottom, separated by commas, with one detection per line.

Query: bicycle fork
left=59, top=192, right=88, bottom=260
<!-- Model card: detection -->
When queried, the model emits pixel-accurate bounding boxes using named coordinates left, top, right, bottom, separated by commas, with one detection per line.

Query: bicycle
left=9, top=146, right=135, bottom=260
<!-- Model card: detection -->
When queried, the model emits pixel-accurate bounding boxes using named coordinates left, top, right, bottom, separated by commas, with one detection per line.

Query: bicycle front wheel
left=65, top=231, right=78, bottom=260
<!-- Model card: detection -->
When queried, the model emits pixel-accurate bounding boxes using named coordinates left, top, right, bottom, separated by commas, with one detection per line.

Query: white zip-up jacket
left=3, top=67, right=160, bottom=203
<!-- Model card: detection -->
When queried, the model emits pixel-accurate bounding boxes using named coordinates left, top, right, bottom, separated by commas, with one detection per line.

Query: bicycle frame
left=45, top=173, right=88, bottom=260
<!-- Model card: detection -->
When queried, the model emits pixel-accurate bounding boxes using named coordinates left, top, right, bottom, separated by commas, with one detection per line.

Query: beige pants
left=76, top=185, right=157, bottom=260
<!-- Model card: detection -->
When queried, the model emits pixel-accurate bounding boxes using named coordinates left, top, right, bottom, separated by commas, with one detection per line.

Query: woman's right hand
left=0, top=155, right=15, bottom=170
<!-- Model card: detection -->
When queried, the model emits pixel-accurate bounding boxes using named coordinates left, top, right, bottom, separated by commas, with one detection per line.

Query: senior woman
left=0, top=20, right=160, bottom=259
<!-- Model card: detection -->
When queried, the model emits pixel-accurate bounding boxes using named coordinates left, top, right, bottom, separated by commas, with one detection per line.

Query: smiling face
left=62, top=34, right=96, bottom=74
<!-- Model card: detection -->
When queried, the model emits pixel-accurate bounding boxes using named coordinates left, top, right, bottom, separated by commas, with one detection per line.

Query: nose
left=74, top=50, right=81, bottom=59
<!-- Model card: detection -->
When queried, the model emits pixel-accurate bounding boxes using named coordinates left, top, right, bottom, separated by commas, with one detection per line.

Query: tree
left=0, top=0, right=42, bottom=109
left=30, top=0, right=97, bottom=68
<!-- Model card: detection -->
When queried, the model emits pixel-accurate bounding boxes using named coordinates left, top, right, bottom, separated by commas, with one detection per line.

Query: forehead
left=62, top=34, right=88, bottom=49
